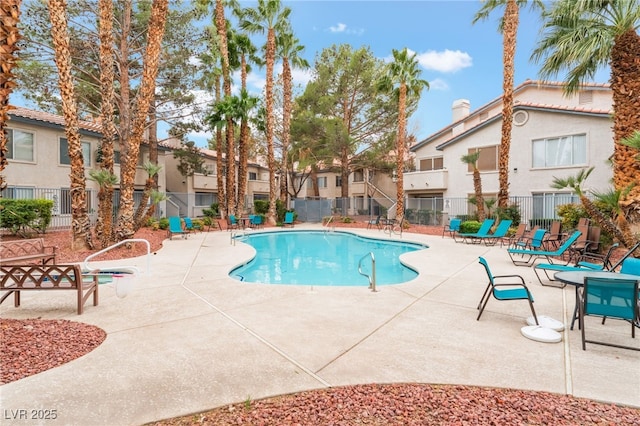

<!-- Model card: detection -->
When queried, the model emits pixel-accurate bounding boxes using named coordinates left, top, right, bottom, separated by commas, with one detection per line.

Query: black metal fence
left=2, top=187, right=582, bottom=232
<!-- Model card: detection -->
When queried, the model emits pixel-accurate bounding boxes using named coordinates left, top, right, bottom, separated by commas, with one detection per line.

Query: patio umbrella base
left=521, top=325, right=562, bottom=343
left=526, top=315, right=564, bottom=332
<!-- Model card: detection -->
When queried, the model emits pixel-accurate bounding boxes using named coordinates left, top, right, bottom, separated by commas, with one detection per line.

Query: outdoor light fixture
left=392, top=170, right=398, bottom=183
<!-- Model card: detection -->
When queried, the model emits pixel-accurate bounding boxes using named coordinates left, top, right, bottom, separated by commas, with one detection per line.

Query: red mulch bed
left=2, top=224, right=639, bottom=425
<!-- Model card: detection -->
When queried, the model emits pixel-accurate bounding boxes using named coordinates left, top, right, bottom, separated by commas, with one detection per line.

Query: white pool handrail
left=83, top=238, right=151, bottom=275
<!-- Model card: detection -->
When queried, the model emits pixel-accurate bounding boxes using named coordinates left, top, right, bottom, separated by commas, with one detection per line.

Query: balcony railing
left=403, top=170, right=448, bottom=191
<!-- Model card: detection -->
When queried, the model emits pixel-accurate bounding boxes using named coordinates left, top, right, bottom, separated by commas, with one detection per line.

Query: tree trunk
left=610, top=29, right=640, bottom=220
left=48, top=0, right=93, bottom=251
left=473, top=169, right=485, bottom=221
left=0, top=0, right=21, bottom=192
left=280, top=58, right=292, bottom=203
left=266, top=28, right=277, bottom=225
left=115, top=0, right=168, bottom=241
left=497, top=0, right=518, bottom=209
left=95, top=0, right=116, bottom=248
left=396, top=83, right=407, bottom=223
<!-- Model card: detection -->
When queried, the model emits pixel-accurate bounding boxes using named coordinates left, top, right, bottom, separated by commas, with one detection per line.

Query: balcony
left=247, top=179, right=269, bottom=193
left=349, top=180, right=366, bottom=194
left=403, top=169, right=448, bottom=191
left=193, top=173, right=218, bottom=190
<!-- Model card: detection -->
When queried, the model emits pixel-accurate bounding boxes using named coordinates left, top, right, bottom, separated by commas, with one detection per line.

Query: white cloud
left=416, top=49, right=473, bottom=73
left=291, top=67, right=313, bottom=86
left=329, top=22, right=347, bottom=33
left=327, top=22, right=364, bottom=36
left=428, top=78, right=449, bottom=91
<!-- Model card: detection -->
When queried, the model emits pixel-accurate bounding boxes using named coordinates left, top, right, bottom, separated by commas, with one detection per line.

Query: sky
left=188, top=0, right=610, bottom=146
left=12, top=0, right=611, bottom=147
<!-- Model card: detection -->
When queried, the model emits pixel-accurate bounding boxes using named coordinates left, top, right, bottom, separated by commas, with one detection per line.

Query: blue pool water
left=230, top=230, right=427, bottom=286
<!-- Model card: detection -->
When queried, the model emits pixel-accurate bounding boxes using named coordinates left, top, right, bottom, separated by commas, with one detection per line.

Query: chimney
left=452, top=99, right=470, bottom=122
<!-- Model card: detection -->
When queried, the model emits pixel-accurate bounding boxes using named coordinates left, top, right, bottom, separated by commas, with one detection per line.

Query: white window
left=532, top=134, right=586, bottom=168
left=317, top=177, right=327, bottom=188
left=352, top=170, right=364, bottom=182
left=532, top=192, right=578, bottom=219
left=248, top=172, right=257, bottom=180
left=7, top=129, right=34, bottom=162
left=60, top=138, right=91, bottom=167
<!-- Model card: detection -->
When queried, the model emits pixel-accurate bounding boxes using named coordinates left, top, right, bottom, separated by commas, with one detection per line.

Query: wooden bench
left=0, top=264, right=98, bottom=315
left=0, top=238, right=57, bottom=264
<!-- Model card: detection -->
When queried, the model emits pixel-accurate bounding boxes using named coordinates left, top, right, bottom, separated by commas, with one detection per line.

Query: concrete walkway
left=1, top=225, right=638, bottom=425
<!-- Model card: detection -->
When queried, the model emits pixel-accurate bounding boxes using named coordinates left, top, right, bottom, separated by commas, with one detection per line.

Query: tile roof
left=411, top=79, right=612, bottom=152
left=8, top=105, right=103, bottom=134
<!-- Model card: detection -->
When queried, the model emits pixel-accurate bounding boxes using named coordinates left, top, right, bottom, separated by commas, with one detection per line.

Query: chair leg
left=476, top=294, right=491, bottom=321
left=477, top=284, right=492, bottom=310
left=527, top=297, right=539, bottom=325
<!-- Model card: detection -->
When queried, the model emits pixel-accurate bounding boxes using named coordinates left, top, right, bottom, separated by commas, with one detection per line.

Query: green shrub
left=254, top=200, right=269, bottom=215
left=202, top=202, right=219, bottom=218
left=0, top=198, right=53, bottom=236
left=557, top=203, right=587, bottom=230
left=496, top=203, right=521, bottom=227
left=158, top=217, right=169, bottom=230
left=460, top=220, right=481, bottom=234
left=341, top=216, right=353, bottom=223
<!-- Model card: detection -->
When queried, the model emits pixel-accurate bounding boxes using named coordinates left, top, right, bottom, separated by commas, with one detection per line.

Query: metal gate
left=291, top=199, right=333, bottom=222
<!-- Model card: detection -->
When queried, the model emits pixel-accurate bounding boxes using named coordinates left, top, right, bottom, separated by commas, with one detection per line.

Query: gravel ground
left=2, top=224, right=639, bottom=425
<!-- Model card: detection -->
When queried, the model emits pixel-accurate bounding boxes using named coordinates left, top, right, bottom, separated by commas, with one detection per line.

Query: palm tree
left=591, top=187, right=637, bottom=249
left=276, top=30, right=309, bottom=202
left=48, top=0, right=93, bottom=250
left=199, top=32, right=226, bottom=216
left=227, top=24, right=261, bottom=215
left=95, top=0, right=117, bottom=248
left=240, top=0, right=291, bottom=225
left=115, top=0, right=169, bottom=241
left=473, top=0, right=545, bottom=209
left=461, top=151, right=486, bottom=221
left=234, top=89, right=259, bottom=215
left=133, top=162, right=163, bottom=230
left=206, top=95, right=241, bottom=215
left=532, top=0, right=640, bottom=219
left=88, top=169, right=118, bottom=249
left=551, top=167, right=635, bottom=248
left=0, top=0, right=21, bottom=192
left=377, top=48, right=429, bottom=224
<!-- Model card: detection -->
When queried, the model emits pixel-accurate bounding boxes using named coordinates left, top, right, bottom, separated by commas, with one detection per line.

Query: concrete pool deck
left=1, top=225, right=638, bottom=425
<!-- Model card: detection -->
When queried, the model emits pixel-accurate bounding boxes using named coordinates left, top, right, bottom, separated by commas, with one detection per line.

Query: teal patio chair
left=476, top=257, right=538, bottom=325
left=474, top=219, right=512, bottom=246
left=577, top=243, right=619, bottom=271
left=227, top=215, right=239, bottom=231
left=533, top=242, right=622, bottom=287
left=454, top=219, right=494, bottom=243
left=168, top=216, right=188, bottom=240
left=183, top=217, right=201, bottom=233
left=514, top=227, right=547, bottom=251
left=509, top=230, right=581, bottom=267
left=250, top=214, right=263, bottom=229
left=579, top=276, right=639, bottom=351
left=443, top=217, right=461, bottom=239
left=283, top=211, right=295, bottom=227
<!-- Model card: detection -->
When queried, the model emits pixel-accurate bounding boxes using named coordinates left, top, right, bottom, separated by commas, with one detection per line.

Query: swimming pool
left=230, top=230, right=427, bottom=286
